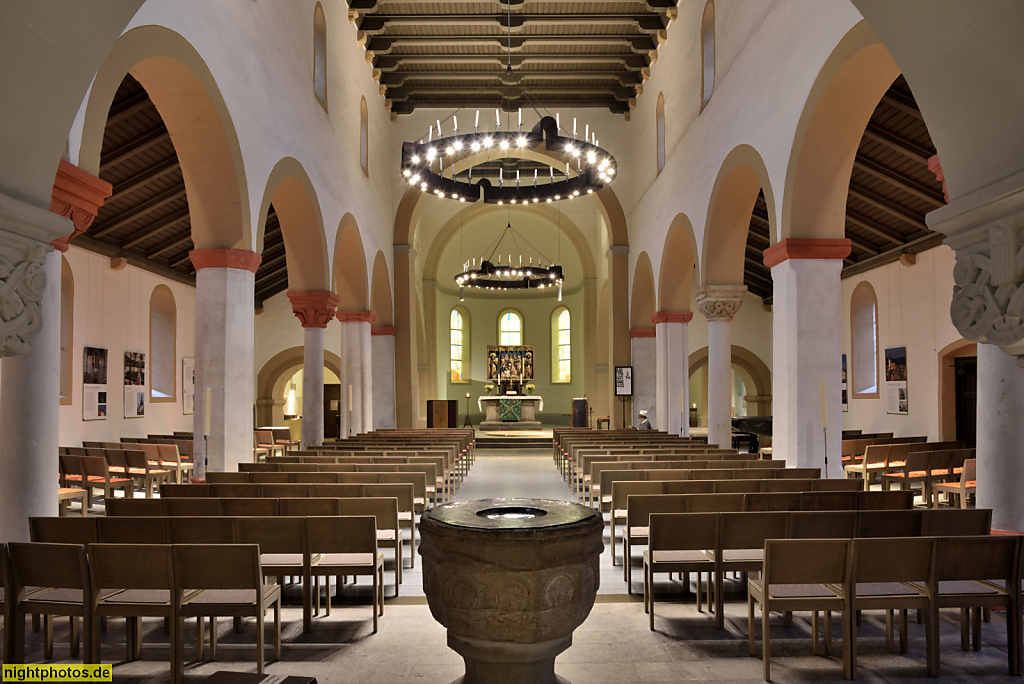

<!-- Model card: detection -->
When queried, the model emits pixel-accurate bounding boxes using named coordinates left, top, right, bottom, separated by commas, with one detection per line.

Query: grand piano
left=732, top=416, right=772, bottom=453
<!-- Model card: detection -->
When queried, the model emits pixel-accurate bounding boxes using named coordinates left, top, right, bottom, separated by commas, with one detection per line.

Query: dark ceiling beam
left=386, top=84, right=636, bottom=101
left=844, top=207, right=911, bottom=246
left=841, top=232, right=947, bottom=279
left=389, top=98, right=629, bottom=114
left=105, top=91, right=153, bottom=127
left=148, top=231, right=195, bottom=260
left=881, top=89, right=925, bottom=120
left=69, top=235, right=196, bottom=288
left=848, top=183, right=929, bottom=230
left=358, top=14, right=665, bottom=33
left=91, top=185, right=187, bottom=238
left=169, top=250, right=196, bottom=269
left=256, top=252, right=288, bottom=275
left=119, top=208, right=190, bottom=249
left=366, top=35, right=656, bottom=52
left=379, top=70, right=643, bottom=86
left=742, top=259, right=773, bottom=284
left=256, top=264, right=289, bottom=288
left=374, top=54, right=650, bottom=70
left=862, top=123, right=933, bottom=165
left=853, top=155, right=945, bottom=206
left=108, top=158, right=180, bottom=202
left=99, top=126, right=171, bottom=170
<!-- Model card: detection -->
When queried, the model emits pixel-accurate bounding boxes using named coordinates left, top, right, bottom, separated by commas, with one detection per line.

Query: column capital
left=49, top=159, right=112, bottom=253
left=287, top=290, right=340, bottom=328
left=928, top=154, right=949, bottom=203
left=337, top=310, right=377, bottom=324
left=695, top=285, right=746, bottom=321
left=372, top=326, right=397, bottom=336
left=762, top=238, right=851, bottom=268
left=629, top=328, right=656, bottom=338
left=651, top=311, right=693, bottom=324
left=189, top=248, right=262, bottom=272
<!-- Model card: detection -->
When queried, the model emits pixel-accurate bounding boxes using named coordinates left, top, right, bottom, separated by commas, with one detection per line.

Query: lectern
left=572, top=398, right=589, bottom=428
left=427, top=400, right=458, bottom=428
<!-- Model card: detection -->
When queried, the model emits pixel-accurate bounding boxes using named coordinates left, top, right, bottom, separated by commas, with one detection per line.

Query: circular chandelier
left=454, top=221, right=565, bottom=300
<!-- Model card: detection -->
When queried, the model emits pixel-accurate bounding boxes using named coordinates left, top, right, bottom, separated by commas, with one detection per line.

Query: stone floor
left=11, top=446, right=1021, bottom=682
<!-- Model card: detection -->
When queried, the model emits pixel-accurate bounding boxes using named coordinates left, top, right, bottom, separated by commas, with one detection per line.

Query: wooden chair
left=848, top=537, right=935, bottom=677
left=788, top=511, right=857, bottom=539
left=643, top=512, right=718, bottom=629
left=881, top=450, right=952, bottom=506
left=81, top=455, right=134, bottom=505
left=932, top=458, right=977, bottom=509
left=363, top=483, right=416, bottom=568
left=220, top=498, right=279, bottom=517
left=211, top=484, right=261, bottom=498
left=800, top=491, right=857, bottom=511
left=338, top=497, right=402, bottom=591
left=713, top=512, right=790, bottom=629
left=7, top=542, right=95, bottom=663
left=623, top=493, right=688, bottom=592
left=747, top=538, right=853, bottom=681
left=124, top=449, right=172, bottom=498
left=206, top=472, right=251, bottom=484
left=166, top=517, right=234, bottom=544
left=88, top=543, right=182, bottom=675
left=305, top=515, right=384, bottom=632
left=744, top=492, right=801, bottom=512
left=58, top=487, right=88, bottom=517
left=29, top=517, right=98, bottom=545
left=106, top=498, right=164, bottom=517
left=163, top=498, right=222, bottom=517
left=921, top=508, right=991, bottom=536
left=96, top=516, right=168, bottom=543
left=173, top=544, right=282, bottom=675
left=235, top=516, right=314, bottom=632
left=855, top=509, right=922, bottom=538
left=279, top=497, right=340, bottom=516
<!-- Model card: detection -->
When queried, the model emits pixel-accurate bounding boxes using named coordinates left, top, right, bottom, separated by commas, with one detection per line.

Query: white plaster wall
left=254, top=291, right=308, bottom=378
left=631, top=336, right=657, bottom=428
left=372, top=334, right=396, bottom=430
left=687, top=292, right=773, bottom=368
left=840, top=245, right=962, bottom=439
left=58, top=245, right=195, bottom=446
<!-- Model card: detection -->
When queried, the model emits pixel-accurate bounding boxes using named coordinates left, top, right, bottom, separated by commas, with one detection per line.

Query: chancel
left=2, top=1, right=1024, bottom=682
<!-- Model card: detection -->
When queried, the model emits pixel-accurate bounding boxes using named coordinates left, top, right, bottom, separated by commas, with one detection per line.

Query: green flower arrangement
left=484, top=384, right=495, bottom=395
left=524, top=383, right=536, bottom=395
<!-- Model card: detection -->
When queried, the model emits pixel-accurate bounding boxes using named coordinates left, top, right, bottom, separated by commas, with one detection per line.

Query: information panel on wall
left=123, top=351, right=146, bottom=418
left=82, top=346, right=108, bottom=421
left=486, top=345, right=535, bottom=382
left=884, top=346, right=908, bottom=415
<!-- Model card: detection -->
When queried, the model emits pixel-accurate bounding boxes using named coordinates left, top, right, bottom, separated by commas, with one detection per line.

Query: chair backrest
left=625, top=493, right=688, bottom=527
left=962, top=458, right=977, bottom=483
left=661, top=480, right=714, bottom=495
left=337, top=497, right=399, bottom=530
left=279, top=497, right=340, bottom=516
left=800, top=491, right=858, bottom=511
left=361, top=483, right=414, bottom=512
left=921, top=508, right=991, bottom=536
left=234, top=516, right=305, bottom=555
left=853, top=536, right=934, bottom=586
left=781, top=468, right=822, bottom=479
left=259, top=484, right=311, bottom=498
left=762, top=479, right=811, bottom=493
left=648, top=512, right=718, bottom=553
left=81, top=455, right=110, bottom=480
left=720, top=512, right=790, bottom=551
left=166, top=517, right=235, bottom=543
left=161, top=483, right=210, bottom=498
left=305, top=515, right=378, bottom=555
left=8, top=542, right=90, bottom=595
left=163, top=498, right=221, bottom=516
left=97, top=516, right=168, bottom=543
left=207, top=472, right=251, bottom=484
left=29, top=517, right=99, bottom=544
left=744, top=492, right=801, bottom=512
left=733, top=469, right=773, bottom=481
left=251, top=472, right=292, bottom=484
left=220, top=498, right=279, bottom=516
left=714, top=480, right=763, bottom=494
left=311, top=483, right=363, bottom=498
left=812, top=478, right=863, bottom=492
left=157, top=444, right=184, bottom=466
left=89, top=543, right=173, bottom=590
left=685, top=492, right=745, bottom=512
left=104, top=448, right=128, bottom=470
left=173, top=543, right=262, bottom=591
left=104, top=498, right=162, bottom=516
left=857, top=490, right=914, bottom=510
left=254, top=430, right=275, bottom=447
left=856, top=509, right=922, bottom=538
left=690, top=468, right=734, bottom=480
left=123, top=449, right=152, bottom=472
left=933, top=535, right=1019, bottom=584
left=294, top=472, right=339, bottom=484
left=211, top=483, right=261, bottom=498
left=789, top=511, right=857, bottom=539
left=863, top=444, right=889, bottom=465
left=762, top=538, right=852, bottom=586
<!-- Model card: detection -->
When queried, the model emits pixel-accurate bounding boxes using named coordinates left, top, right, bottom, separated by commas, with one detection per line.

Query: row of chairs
left=844, top=441, right=966, bottom=489
left=205, top=469, right=436, bottom=509
left=63, top=443, right=193, bottom=484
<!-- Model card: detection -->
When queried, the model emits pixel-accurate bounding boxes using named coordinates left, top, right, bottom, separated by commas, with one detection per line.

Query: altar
left=478, top=395, right=543, bottom=431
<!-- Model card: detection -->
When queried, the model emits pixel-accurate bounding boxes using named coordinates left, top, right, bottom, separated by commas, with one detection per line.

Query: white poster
left=885, top=346, right=908, bottom=415
left=614, top=366, right=633, bottom=397
left=123, top=351, right=146, bottom=418
left=83, top=346, right=108, bottom=421
left=182, top=357, right=195, bottom=415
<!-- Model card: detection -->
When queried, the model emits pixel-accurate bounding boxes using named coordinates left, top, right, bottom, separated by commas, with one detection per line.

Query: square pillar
left=653, top=312, right=692, bottom=436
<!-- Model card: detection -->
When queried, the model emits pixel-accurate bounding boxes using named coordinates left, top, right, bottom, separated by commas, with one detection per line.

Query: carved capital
left=0, top=231, right=49, bottom=356
left=49, top=160, right=112, bottom=253
left=695, top=285, right=746, bottom=322
left=287, top=290, right=340, bottom=328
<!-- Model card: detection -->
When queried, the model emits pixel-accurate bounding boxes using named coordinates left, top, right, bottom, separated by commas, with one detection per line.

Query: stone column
left=372, top=326, right=397, bottom=430
left=764, top=239, right=850, bottom=472
left=608, top=247, right=632, bottom=426
left=393, top=245, right=419, bottom=428
left=288, top=290, right=339, bottom=448
left=696, top=286, right=745, bottom=449
left=629, top=329, right=656, bottom=428
left=337, top=311, right=375, bottom=437
left=932, top=171, right=1024, bottom=530
left=653, top=312, right=692, bottom=436
left=190, top=248, right=260, bottom=477
left=0, top=161, right=110, bottom=541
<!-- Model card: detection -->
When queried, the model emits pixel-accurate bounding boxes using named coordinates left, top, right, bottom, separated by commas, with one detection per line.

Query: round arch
left=256, top=346, right=343, bottom=427
left=659, top=213, right=700, bottom=311
left=688, top=344, right=772, bottom=416
left=370, top=251, right=394, bottom=327
left=702, top=145, right=777, bottom=285
left=783, top=21, right=900, bottom=241
left=333, top=213, right=369, bottom=310
left=631, top=252, right=656, bottom=329
left=78, top=25, right=250, bottom=249
left=256, top=157, right=330, bottom=292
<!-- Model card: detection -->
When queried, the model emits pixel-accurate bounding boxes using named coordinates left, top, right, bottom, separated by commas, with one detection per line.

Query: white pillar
left=631, top=332, right=657, bottom=429
left=655, top=312, right=692, bottom=437
left=977, top=343, right=1024, bottom=532
left=696, top=287, right=745, bottom=449
left=337, top=312, right=374, bottom=437
left=655, top=322, right=668, bottom=431
left=769, top=253, right=845, bottom=472
left=191, top=249, right=259, bottom=477
left=302, top=327, right=325, bottom=448
left=0, top=249, right=61, bottom=541
left=360, top=320, right=373, bottom=432
left=371, top=329, right=396, bottom=430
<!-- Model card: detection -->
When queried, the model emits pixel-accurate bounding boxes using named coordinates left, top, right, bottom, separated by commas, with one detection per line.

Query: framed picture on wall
left=182, top=357, right=195, bottom=415
left=884, top=346, right=908, bottom=415
left=82, top=346, right=108, bottom=421
left=123, top=351, right=146, bottom=418
left=614, top=366, right=633, bottom=397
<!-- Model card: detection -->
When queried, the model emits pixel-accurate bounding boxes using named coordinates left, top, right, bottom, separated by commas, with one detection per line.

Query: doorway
left=954, top=356, right=977, bottom=447
left=324, top=384, right=341, bottom=440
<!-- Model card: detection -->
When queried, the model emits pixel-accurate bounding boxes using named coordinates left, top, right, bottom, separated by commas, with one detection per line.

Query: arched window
left=150, top=285, right=176, bottom=400
left=313, top=2, right=328, bottom=112
left=700, top=1, right=715, bottom=111
left=359, top=95, right=369, bottom=176
left=59, top=256, right=74, bottom=404
left=450, top=307, right=469, bottom=383
left=656, top=92, right=666, bottom=174
left=551, top=307, right=571, bottom=383
left=499, top=310, right=523, bottom=346
left=850, top=281, right=879, bottom=396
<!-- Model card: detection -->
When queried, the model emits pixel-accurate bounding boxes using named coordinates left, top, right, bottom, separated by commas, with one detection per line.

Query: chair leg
left=748, top=595, right=757, bottom=656
left=926, top=604, right=940, bottom=677
left=900, top=609, right=908, bottom=653
left=825, top=611, right=833, bottom=656
left=848, top=607, right=858, bottom=679
left=812, top=611, right=820, bottom=655
left=762, top=603, right=771, bottom=681
left=960, top=608, right=969, bottom=650
left=274, top=603, right=281, bottom=661
left=44, top=614, right=53, bottom=659
left=196, top=616, right=205, bottom=661
left=885, top=609, right=894, bottom=653
left=972, top=606, right=982, bottom=651
left=211, top=617, right=219, bottom=659
left=256, top=614, right=265, bottom=675
left=70, top=615, right=80, bottom=658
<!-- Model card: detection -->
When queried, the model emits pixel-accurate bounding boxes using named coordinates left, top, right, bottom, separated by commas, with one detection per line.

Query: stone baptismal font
left=418, top=498, right=604, bottom=684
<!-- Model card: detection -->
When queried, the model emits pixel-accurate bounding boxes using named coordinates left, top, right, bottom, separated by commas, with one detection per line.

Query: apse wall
left=57, top=246, right=196, bottom=446
left=840, top=245, right=962, bottom=439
